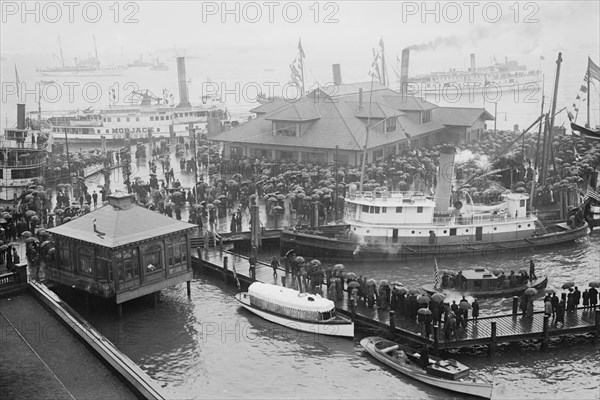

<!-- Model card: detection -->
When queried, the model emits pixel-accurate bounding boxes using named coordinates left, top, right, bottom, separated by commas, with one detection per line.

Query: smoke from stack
left=177, top=57, right=191, bottom=108
left=400, top=48, right=410, bottom=95
left=332, top=64, right=342, bottom=86
left=17, top=104, right=26, bottom=130
left=470, top=54, right=476, bottom=72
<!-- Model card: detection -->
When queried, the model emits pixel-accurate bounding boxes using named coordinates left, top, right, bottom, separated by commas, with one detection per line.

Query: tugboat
left=281, top=147, right=589, bottom=260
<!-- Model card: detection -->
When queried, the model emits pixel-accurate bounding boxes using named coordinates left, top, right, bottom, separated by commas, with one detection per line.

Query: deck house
left=47, top=191, right=196, bottom=315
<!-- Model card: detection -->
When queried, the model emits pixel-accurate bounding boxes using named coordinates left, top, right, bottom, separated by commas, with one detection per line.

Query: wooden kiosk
left=47, top=191, right=196, bottom=315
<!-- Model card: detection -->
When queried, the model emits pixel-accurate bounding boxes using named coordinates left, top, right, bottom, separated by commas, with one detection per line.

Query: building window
left=373, top=149, right=384, bottom=160
left=167, top=240, right=187, bottom=272
left=144, top=244, right=163, bottom=273
left=278, top=150, right=296, bottom=161
left=117, top=117, right=121, bottom=122
left=79, top=253, right=93, bottom=276
left=333, top=153, right=349, bottom=165
left=421, top=110, right=431, bottom=124
left=274, top=121, right=298, bottom=137
left=396, top=207, right=403, bottom=213
left=520, top=200, right=525, bottom=207
left=362, top=205, right=369, bottom=213
left=417, top=207, right=423, bottom=213
left=136, top=117, right=140, bottom=122
left=116, top=248, right=139, bottom=282
left=126, top=117, right=130, bottom=122
left=450, top=228, right=457, bottom=236
left=157, top=128, right=160, bottom=132
left=160, top=116, right=165, bottom=121
left=150, top=116, right=154, bottom=121
left=103, top=118, right=107, bottom=122
left=386, top=117, right=397, bottom=132
left=230, top=146, right=243, bottom=158
left=108, top=117, right=112, bottom=122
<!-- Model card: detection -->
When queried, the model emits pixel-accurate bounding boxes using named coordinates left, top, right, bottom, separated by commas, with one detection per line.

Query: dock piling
left=223, top=256, right=229, bottom=283
left=186, top=281, right=191, bottom=299
left=489, top=321, right=497, bottom=356
left=542, top=315, right=550, bottom=351
left=594, top=310, right=600, bottom=344
left=389, top=310, right=396, bottom=336
left=512, top=296, right=519, bottom=315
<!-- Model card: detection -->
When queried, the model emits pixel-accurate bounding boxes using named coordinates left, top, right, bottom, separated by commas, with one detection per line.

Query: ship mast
left=93, top=35, right=100, bottom=70
left=359, top=79, right=375, bottom=192
left=58, top=36, right=65, bottom=68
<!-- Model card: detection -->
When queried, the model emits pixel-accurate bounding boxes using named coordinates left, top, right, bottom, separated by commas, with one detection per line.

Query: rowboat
left=360, top=337, right=492, bottom=398
left=235, top=282, right=354, bottom=338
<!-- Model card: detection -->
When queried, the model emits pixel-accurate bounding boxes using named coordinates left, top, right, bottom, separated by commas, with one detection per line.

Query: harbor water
left=69, top=235, right=600, bottom=399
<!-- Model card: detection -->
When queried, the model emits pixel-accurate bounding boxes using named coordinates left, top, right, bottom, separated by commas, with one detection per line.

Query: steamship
left=280, top=149, right=588, bottom=260
left=404, top=53, right=542, bottom=96
left=41, top=58, right=228, bottom=144
left=1, top=104, right=47, bottom=203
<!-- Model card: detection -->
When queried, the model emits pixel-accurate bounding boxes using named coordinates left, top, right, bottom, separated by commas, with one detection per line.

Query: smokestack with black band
left=332, top=64, right=342, bottom=86
left=400, top=48, right=410, bottom=96
left=470, top=54, right=476, bottom=72
left=434, top=146, right=455, bottom=213
left=358, top=88, right=363, bottom=110
left=17, top=104, right=26, bottom=129
left=177, top=57, right=191, bottom=108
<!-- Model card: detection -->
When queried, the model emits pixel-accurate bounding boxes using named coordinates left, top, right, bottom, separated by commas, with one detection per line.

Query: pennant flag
left=589, top=57, right=600, bottom=82
left=540, top=55, right=545, bottom=60
left=298, top=39, right=305, bottom=60
left=580, top=84, right=588, bottom=93
left=379, top=37, right=385, bottom=50
left=368, top=48, right=381, bottom=83
left=576, top=94, right=581, bottom=100
left=14, top=65, right=20, bottom=98
left=108, top=88, right=116, bottom=103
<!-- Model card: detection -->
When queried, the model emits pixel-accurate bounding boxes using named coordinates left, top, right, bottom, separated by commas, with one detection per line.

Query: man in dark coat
left=551, top=293, right=559, bottom=317
left=471, top=299, right=480, bottom=322
left=573, top=287, right=581, bottom=308
left=589, top=287, right=599, bottom=309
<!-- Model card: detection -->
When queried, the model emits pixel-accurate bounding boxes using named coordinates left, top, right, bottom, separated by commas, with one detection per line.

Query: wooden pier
left=193, top=247, right=600, bottom=354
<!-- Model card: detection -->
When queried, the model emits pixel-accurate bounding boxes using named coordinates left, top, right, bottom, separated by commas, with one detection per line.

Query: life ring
left=363, top=191, right=373, bottom=200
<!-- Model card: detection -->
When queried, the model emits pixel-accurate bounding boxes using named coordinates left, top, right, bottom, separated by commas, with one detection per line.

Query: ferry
left=1, top=104, right=47, bottom=203
left=280, top=149, right=589, bottom=260
left=361, top=337, right=493, bottom=399
left=407, top=54, right=541, bottom=96
left=38, top=57, right=228, bottom=144
left=235, top=282, right=354, bottom=338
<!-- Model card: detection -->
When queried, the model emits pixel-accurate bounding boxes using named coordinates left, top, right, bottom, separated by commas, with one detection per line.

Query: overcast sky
left=2, top=0, right=598, bottom=77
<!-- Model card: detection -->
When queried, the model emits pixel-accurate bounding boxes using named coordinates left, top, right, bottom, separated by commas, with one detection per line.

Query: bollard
left=15, top=262, right=28, bottom=283
left=219, top=236, right=223, bottom=253
left=512, top=296, right=519, bottom=315
left=389, top=310, right=396, bottom=336
left=595, top=310, right=600, bottom=344
left=433, top=323, right=439, bottom=347
left=489, top=321, right=497, bottom=356
left=281, top=276, right=286, bottom=287
left=117, top=303, right=123, bottom=319
left=223, top=256, right=229, bottom=283
left=561, top=292, right=567, bottom=302
left=186, top=281, right=191, bottom=298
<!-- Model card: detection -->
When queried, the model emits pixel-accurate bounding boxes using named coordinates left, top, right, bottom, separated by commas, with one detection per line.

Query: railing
left=348, top=190, right=431, bottom=201
left=0, top=264, right=28, bottom=298
left=0, top=159, right=47, bottom=168
left=343, top=211, right=537, bottom=227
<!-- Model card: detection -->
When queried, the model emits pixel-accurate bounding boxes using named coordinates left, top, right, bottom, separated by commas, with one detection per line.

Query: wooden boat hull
left=235, top=292, right=354, bottom=338
left=422, top=276, right=548, bottom=298
left=360, top=337, right=492, bottom=399
left=280, top=223, right=589, bottom=261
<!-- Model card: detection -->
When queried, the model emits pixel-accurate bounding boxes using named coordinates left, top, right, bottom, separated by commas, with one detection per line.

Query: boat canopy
left=248, top=282, right=335, bottom=313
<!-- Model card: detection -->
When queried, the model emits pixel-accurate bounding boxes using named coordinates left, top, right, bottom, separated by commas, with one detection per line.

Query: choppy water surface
left=76, top=236, right=599, bottom=400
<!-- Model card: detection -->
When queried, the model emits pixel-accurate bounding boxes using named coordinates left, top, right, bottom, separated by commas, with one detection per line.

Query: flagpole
left=359, top=77, right=375, bottom=192
left=299, top=40, right=306, bottom=97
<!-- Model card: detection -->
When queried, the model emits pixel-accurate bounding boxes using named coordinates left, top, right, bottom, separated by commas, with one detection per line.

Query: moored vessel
left=235, top=282, right=354, bottom=338
left=360, top=337, right=493, bottom=399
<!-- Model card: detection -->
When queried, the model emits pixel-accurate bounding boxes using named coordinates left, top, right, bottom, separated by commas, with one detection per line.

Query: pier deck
left=194, top=247, right=600, bottom=352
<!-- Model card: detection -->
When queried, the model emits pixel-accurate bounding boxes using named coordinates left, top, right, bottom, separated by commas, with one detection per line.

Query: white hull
left=235, top=293, right=354, bottom=338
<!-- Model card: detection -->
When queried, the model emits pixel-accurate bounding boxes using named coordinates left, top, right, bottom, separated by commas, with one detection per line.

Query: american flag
left=586, top=187, right=600, bottom=202
left=433, top=257, right=441, bottom=289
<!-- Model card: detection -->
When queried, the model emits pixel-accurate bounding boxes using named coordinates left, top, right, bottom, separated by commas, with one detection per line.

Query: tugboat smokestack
left=400, top=48, right=410, bottom=96
left=434, top=146, right=456, bottom=213
left=332, top=64, right=342, bottom=86
left=177, top=57, right=191, bottom=108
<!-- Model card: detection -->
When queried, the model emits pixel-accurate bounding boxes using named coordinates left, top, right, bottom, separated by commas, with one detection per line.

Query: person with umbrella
left=529, top=258, right=537, bottom=281
left=573, top=286, right=581, bottom=308
left=582, top=289, right=590, bottom=310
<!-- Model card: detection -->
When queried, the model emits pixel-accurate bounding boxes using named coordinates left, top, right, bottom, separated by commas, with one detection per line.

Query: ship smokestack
left=400, top=48, right=410, bottom=96
left=470, top=54, right=476, bottom=72
left=17, top=103, right=26, bottom=129
left=176, top=57, right=191, bottom=108
left=332, top=64, right=342, bottom=86
left=434, top=146, right=456, bottom=213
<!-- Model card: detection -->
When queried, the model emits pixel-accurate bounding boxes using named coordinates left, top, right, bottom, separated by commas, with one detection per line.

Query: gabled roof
left=334, top=86, right=438, bottom=112
left=47, top=192, right=196, bottom=248
left=329, top=81, right=387, bottom=96
left=432, top=107, right=495, bottom=127
left=345, top=101, right=405, bottom=119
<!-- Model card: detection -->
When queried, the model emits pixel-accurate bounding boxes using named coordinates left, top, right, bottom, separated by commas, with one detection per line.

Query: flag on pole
left=589, top=57, right=600, bottom=82
left=109, top=88, right=117, bottom=104
left=433, top=257, right=441, bottom=289
left=586, top=186, right=600, bottom=201
left=368, top=48, right=381, bottom=83
left=540, top=55, right=545, bottom=60
left=232, top=260, right=241, bottom=291
left=298, top=39, right=305, bottom=60
left=289, top=39, right=305, bottom=93
left=579, top=84, right=588, bottom=93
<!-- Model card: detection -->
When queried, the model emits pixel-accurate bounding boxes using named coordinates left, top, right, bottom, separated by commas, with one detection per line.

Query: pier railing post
left=389, top=310, right=396, bottom=337
left=223, top=256, right=228, bottom=283
left=594, top=310, right=600, bottom=344
left=512, top=296, right=519, bottom=316
left=542, top=315, right=550, bottom=351
left=281, top=276, right=286, bottom=287
left=433, top=323, right=439, bottom=347
left=488, top=321, right=497, bottom=356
